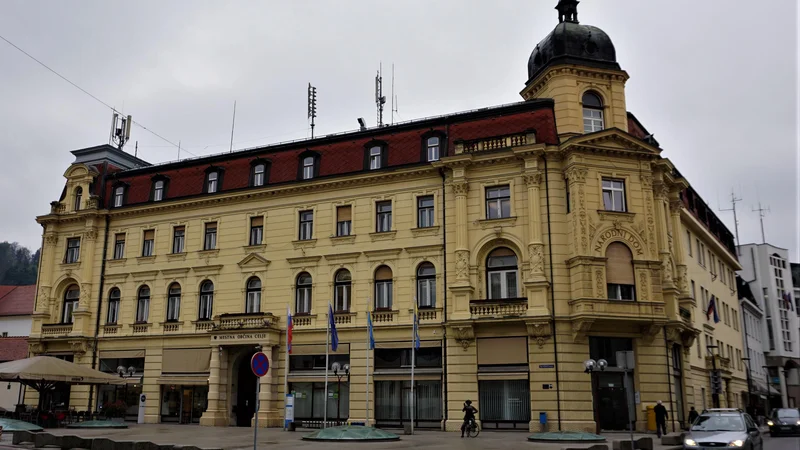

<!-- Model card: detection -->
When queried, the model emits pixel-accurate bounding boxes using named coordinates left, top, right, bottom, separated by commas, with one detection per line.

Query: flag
left=412, top=297, right=420, bottom=350
left=287, top=305, right=293, bottom=354
left=328, top=303, right=339, bottom=352
left=367, top=310, right=375, bottom=350
left=706, top=295, right=720, bottom=323
left=783, top=293, right=794, bottom=311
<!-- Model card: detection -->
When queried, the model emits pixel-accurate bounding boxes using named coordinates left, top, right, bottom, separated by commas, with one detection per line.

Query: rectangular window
left=172, top=226, right=185, bottom=254
left=708, top=250, right=714, bottom=273
left=686, top=231, right=692, bottom=256
left=142, top=230, right=155, bottom=257
left=696, top=239, right=703, bottom=265
left=607, top=284, right=636, bottom=301
left=602, top=179, right=626, bottom=212
left=488, top=269, right=518, bottom=300
left=207, top=172, right=218, bottom=193
left=249, top=216, right=264, bottom=245
left=427, top=137, right=440, bottom=162
left=334, top=283, right=350, bottom=312
left=204, top=222, right=217, bottom=250
left=417, top=277, right=436, bottom=308
left=113, top=233, right=125, bottom=259
left=336, top=205, right=352, bottom=237
left=299, top=211, right=313, bottom=240
left=417, top=196, right=435, bottom=228
left=565, top=179, right=571, bottom=213
left=691, top=280, right=696, bottom=299
left=485, top=185, right=511, bottom=219
left=199, top=294, right=213, bottom=320
left=375, top=280, right=393, bottom=309
left=296, top=286, right=311, bottom=314
left=583, top=108, right=604, bottom=133
left=369, top=146, right=382, bottom=170
left=65, top=238, right=80, bottom=263
left=376, top=201, right=392, bottom=232
left=136, top=298, right=149, bottom=323
left=302, top=157, right=315, bottom=180
left=113, top=187, right=124, bottom=207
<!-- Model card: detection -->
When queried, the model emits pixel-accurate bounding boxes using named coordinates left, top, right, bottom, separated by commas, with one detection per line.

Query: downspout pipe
left=439, top=166, right=448, bottom=428
left=542, top=155, right=562, bottom=430
left=88, top=162, right=111, bottom=412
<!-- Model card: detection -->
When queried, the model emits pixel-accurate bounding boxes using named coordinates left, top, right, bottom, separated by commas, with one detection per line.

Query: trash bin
left=646, top=405, right=656, bottom=432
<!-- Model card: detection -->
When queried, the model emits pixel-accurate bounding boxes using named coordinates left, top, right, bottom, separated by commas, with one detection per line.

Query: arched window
left=107, top=288, right=120, bottom=324
left=302, top=157, right=315, bottom=180
left=62, top=284, right=80, bottom=324
left=251, top=161, right=269, bottom=187
left=74, top=187, right=82, bottom=211
left=296, top=273, right=312, bottom=314
left=487, top=248, right=518, bottom=300
left=375, top=266, right=393, bottom=310
left=582, top=91, right=604, bottom=133
left=167, top=283, right=181, bottom=321
left=334, top=269, right=351, bottom=312
left=417, top=263, right=436, bottom=308
left=246, top=277, right=262, bottom=313
left=113, top=185, right=125, bottom=207
left=606, top=243, right=636, bottom=300
left=136, top=285, right=150, bottom=323
left=199, top=281, right=214, bottom=320
left=426, top=137, right=440, bottom=162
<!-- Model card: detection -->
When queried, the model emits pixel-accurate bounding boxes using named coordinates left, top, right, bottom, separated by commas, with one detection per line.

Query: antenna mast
left=752, top=202, right=770, bottom=244
left=229, top=100, right=237, bottom=153
left=375, top=64, right=386, bottom=127
left=391, top=64, right=398, bottom=125
left=719, top=189, right=742, bottom=255
left=308, top=83, right=317, bottom=138
left=109, top=112, right=132, bottom=150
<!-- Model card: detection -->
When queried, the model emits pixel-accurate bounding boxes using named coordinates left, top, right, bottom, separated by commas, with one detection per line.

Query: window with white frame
left=602, top=179, right=626, bottom=212
left=136, top=285, right=150, bottom=323
left=204, top=222, right=217, bottom=250
left=172, top=226, right=185, bottom=253
left=153, top=180, right=165, bottom=201
left=302, top=157, right=315, bottom=180
left=206, top=172, right=219, bottom=193
left=62, top=285, right=79, bottom=324
left=376, top=201, right=392, bottom=232
left=252, top=163, right=266, bottom=186
left=369, top=146, right=382, bottom=170
left=417, top=196, right=435, bottom=228
left=246, top=277, right=261, bottom=313
left=299, top=210, right=313, bottom=240
left=167, top=283, right=181, bottom=322
left=686, top=230, right=692, bottom=256
left=113, top=233, right=125, bottom=259
left=374, top=266, right=393, bottom=309
left=417, top=262, right=436, bottom=308
left=582, top=91, right=605, bottom=133
left=74, top=187, right=82, bottom=211
left=142, top=230, right=155, bottom=257
left=426, top=137, right=440, bottom=161
left=487, top=248, right=518, bottom=300
left=107, top=288, right=120, bottom=324
left=485, top=185, right=511, bottom=219
left=249, top=216, right=264, bottom=245
left=65, top=237, right=80, bottom=263
left=336, top=205, right=352, bottom=237
left=334, top=269, right=351, bottom=312
left=113, top=186, right=125, bottom=207
left=198, top=281, right=214, bottom=320
left=295, top=273, right=312, bottom=314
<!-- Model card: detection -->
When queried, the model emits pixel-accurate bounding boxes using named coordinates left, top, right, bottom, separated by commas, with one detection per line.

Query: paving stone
left=34, top=433, right=58, bottom=448
left=12, top=430, right=36, bottom=445
left=59, top=434, right=93, bottom=450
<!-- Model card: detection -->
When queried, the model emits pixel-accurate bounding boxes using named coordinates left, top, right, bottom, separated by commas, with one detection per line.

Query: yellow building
left=27, top=2, right=747, bottom=433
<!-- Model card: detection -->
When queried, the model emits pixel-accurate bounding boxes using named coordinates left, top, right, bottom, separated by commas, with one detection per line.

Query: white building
left=0, top=285, right=35, bottom=411
left=736, top=275, right=770, bottom=414
left=738, top=244, right=800, bottom=408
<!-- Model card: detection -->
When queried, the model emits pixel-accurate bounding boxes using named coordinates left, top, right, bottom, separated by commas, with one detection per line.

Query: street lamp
left=331, top=362, right=350, bottom=424
left=585, top=358, right=634, bottom=450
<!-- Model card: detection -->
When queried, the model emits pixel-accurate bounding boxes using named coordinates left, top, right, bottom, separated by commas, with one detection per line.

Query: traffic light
left=710, top=370, right=723, bottom=395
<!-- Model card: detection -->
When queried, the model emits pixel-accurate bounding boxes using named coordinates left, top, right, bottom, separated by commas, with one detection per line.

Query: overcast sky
left=0, top=0, right=797, bottom=261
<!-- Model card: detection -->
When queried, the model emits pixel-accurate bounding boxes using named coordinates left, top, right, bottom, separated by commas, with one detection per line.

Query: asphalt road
left=764, top=435, right=800, bottom=450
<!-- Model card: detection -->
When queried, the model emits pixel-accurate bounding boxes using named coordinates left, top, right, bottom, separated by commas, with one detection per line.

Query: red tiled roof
left=107, top=102, right=558, bottom=207
left=0, top=285, right=36, bottom=316
left=0, top=337, right=29, bottom=362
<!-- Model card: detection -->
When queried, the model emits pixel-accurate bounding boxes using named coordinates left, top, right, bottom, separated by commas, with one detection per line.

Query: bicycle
left=465, top=418, right=480, bottom=437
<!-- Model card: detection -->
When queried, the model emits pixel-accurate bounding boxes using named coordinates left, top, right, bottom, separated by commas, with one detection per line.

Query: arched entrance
left=235, top=351, right=257, bottom=427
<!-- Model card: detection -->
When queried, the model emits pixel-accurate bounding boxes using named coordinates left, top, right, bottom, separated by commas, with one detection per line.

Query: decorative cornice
left=286, top=255, right=322, bottom=267
left=323, top=252, right=362, bottom=264
left=364, top=248, right=403, bottom=260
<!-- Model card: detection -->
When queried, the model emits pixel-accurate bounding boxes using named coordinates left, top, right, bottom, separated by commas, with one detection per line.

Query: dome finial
left=556, top=0, right=580, bottom=24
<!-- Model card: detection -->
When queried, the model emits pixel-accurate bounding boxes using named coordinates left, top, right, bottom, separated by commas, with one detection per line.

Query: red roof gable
left=0, top=337, right=28, bottom=362
left=107, top=102, right=557, bottom=207
left=0, top=285, right=36, bottom=316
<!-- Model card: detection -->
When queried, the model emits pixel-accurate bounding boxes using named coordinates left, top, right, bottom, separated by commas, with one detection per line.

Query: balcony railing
left=102, top=324, right=120, bottom=336
left=195, top=321, right=215, bottom=332
left=411, top=308, right=441, bottom=322
left=469, top=298, right=527, bottom=318
left=216, top=313, right=276, bottom=330
left=372, top=310, right=397, bottom=323
left=41, top=323, right=73, bottom=337
left=569, top=298, right=666, bottom=320
left=293, top=315, right=314, bottom=328
left=163, top=322, right=181, bottom=333
left=132, top=324, right=149, bottom=334
left=334, top=313, right=354, bottom=325
left=458, top=133, right=528, bottom=154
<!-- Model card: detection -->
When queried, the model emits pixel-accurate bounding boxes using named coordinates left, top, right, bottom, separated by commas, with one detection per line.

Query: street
left=764, top=435, right=800, bottom=450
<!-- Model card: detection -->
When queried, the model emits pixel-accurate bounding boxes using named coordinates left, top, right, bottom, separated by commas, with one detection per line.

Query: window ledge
left=478, top=216, right=518, bottom=229
left=136, top=255, right=156, bottom=263
left=244, top=244, right=267, bottom=252
left=411, top=226, right=440, bottom=237
left=60, top=262, right=81, bottom=268
left=107, top=258, right=127, bottom=266
left=198, top=249, right=220, bottom=256
left=167, top=253, right=187, bottom=261
left=369, top=231, right=397, bottom=241
left=292, top=239, right=317, bottom=249
left=597, top=210, right=635, bottom=222
left=330, top=235, right=356, bottom=245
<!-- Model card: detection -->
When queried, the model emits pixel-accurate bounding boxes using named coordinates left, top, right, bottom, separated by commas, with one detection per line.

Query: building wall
left=0, top=316, right=32, bottom=337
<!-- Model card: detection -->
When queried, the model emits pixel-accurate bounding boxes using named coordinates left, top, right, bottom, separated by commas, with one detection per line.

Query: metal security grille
left=478, top=379, right=530, bottom=429
left=374, top=380, right=442, bottom=428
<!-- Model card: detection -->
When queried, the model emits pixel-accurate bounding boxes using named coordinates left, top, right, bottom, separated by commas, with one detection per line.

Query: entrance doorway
left=236, top=352, right=257, bottom=427
left=594, top=372, right=629, bottom=431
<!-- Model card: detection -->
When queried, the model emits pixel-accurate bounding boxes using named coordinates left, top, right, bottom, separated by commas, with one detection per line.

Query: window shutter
left=250, top=216, right=263, bottom=227
left=143, top=230, right=155, bottom=240
left=174, top=226, right=185, bottom=233
left=606, top=243, right=635, bottom=285
left=375, top=266, right=393, bottom=281
left=337, top=205, right=352, bottom=221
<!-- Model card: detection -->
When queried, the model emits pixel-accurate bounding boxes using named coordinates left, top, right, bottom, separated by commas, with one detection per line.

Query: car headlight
left=684, top=439, right=698, bottom=447
left=767, top=420, right=774, bottom=426
left=796, top=420, right=800, bottom=425
left=728, top=440, right=744, bottom=447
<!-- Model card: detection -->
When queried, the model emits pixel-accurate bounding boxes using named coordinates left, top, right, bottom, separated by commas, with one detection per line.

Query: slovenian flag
left=706, top=295, right=720, bottom=323
left=287, top=305, right=293, bottom=354
left=329, top=303, right=339, bottom=352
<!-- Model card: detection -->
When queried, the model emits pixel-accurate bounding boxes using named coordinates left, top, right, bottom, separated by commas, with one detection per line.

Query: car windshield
left=776, top=409, right=800, bottom=418
left=691, top=415, right=745, bottom=432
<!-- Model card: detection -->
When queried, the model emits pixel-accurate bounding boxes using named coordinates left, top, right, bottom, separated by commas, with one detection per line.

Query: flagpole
left=324, top=303, right=330, bottom=429
left=365, top=307, right=370, bottom=427
left=284, top=305, right=290, bottom=430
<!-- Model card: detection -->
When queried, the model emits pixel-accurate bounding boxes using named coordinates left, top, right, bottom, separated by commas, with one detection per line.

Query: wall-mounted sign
left=594, top=229, right=644, bottom=255
left=539, top=364, right=555, bottom=369
left=542, top=384, right=553, bottom=389
left=214, top=333, right=269, bottom=341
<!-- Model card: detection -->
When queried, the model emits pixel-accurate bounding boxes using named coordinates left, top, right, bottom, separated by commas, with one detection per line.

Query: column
left=453, top=179, right=470, bottom=283
left=653, top=183, right=674, bottom=287
left=255, top=345, right=281, bottom=427
left=524, top=170, right=545, bottom=279
left=564, top=166, right=588, bottom=255
left=669, top=196, right=689, bottom=296
left=200, top=346, right=227, bottom=426
left=73, top=222, right=100, bottom=336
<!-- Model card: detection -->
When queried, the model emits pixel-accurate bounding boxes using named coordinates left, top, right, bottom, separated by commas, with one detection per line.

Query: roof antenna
left=376, top=63, right=386, bottom=127
left=719, top=188, right=742, bottom=256
left=308, top=83, right=317, bottom=138
left=134, top=141, right=138, bottom=159
left=177, top=140, right=181, bottom=160
left=109, top=112, right=132, bottom=150
left=391, top=63, right=398, bottom=125
left=752, top=202, right=770, bottom=244
left=229, top=100, right=237, bottom=153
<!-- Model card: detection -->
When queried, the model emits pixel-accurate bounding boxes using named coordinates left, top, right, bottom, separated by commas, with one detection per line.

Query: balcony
left=372, top=310, right=397, bottom=324
left=469, top=298, right=527, bottom=319
left=456, top=133, right=529, bottom=154
left=216, top=312, right=276, bottom=331
left=409, top=308, right=442, bottom=322
left=706, top=355, right=732, bottom=372
left=195, top=320, right=214, bottom=332
left=569, top=298, right=667, bottom=320
left=41, top=323, right=73, bottom=337
left=293, top=315, right=315, bottom=328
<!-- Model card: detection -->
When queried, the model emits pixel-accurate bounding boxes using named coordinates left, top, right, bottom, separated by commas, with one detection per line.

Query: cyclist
left=461, top=400, right=478, bottom=438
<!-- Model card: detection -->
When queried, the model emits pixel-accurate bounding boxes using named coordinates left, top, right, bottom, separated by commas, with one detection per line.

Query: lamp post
left=741, top=358, right=754, bottom=415
left=331, top=362, right=350, bottom=424
left=762, top=366, right=774, bottom=415
left=114, top=365, right=137, bottom=419
left=585, top=358, right=634, bottom=450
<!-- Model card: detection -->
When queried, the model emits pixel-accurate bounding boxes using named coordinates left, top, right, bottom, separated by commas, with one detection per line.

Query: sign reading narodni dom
left=214, top=333, right=270, bottom=341
left=594, top=229, right=644, bottom=255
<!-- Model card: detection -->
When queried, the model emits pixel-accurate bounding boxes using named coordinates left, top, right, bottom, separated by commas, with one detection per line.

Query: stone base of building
left=200, top=410, right=230, bottom=427
left=252, top=409, right=282, bottom=428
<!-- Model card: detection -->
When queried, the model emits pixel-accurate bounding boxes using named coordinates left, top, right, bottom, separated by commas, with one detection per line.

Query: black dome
left=527, top=21, right=619, bottom=82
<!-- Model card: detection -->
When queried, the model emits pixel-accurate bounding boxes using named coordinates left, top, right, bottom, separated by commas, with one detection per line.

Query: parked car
left=683, top=409, right=762, bottom=450
left=767, top=408, right=800, bottom=436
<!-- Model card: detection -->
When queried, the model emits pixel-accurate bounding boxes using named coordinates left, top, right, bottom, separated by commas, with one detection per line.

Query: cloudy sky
left=0, top=0, right=797, bottom=259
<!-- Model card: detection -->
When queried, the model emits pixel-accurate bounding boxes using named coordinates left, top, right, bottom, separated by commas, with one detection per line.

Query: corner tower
left=521, top=1, right=629, bottom=140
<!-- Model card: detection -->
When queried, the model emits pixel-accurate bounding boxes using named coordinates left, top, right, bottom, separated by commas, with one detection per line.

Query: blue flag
left=413, top=298, right=421, bottom=350
left=367, top=311, right=375, bottom=350
left=328, top=303, right=339, bottom=352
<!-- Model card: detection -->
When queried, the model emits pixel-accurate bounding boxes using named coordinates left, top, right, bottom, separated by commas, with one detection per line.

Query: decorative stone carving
left=681, top=329, right=699, bottom=350
left=572, top=319, right=594, bottom=342
left=669, top=199, right=683, bottom=213
left=455, top=250, right=469, bottom=280
left=79, top=284, right=91, bottom=308
left=527, top=321, right=552, bottom=348
left=70, top=340, right=90, bottom=355
left=37, top=290, right=49, bottom=311
left=640, top=174, right=653, bottom=189
left=50, top=201, right=65, bottom=214
left=29, top=342, right=46, bottom=355
left=452, top=181, right=469, bottom=196
left=638, top=270, right=649, bottom=301
left=452, top=325, right=474, bottom=351
left=665, top=326, right=682, bottom=344
left=676, top=266, right=688, bottom=293
left=595, top=269, right=605, bottom=298
left=44, top=233, right=58, bottom=246
left=640, top=324, right=661, bottom=342
left=86, top=195, right=100, bottom=209
left=661, top=254, right=673, bottom=285
left=528, top=243, right=544, bottom=276
left=565, top=166, right=588, bottom=183
left=84, top=228, right=98, bottom=241
left=523, top=171, right=543, bottom=187
left=632, top=221, right=648, bottom=247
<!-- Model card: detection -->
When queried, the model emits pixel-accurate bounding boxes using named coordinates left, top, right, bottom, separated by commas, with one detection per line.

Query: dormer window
left=207, top=172, right=218, bottom=193
left=302, top=157, right=314, bottom=179
left=298, top=151, right=320, bottom=180
left=112, top=185, right=126, bottom=207
left=364, top=141, right=388, bottom=171
left=253, top=164, right=265, bottom=186
left=582, top=91, right=604, bottom=133
left=369, top=146, right=382, bottom=169
left=426, top=137, right=440, bottom=161
left=250, top=159, right=270, bottom=187
left=153, top=181, right=164, bottom=201
left=74, top=187, right=82, bottom=211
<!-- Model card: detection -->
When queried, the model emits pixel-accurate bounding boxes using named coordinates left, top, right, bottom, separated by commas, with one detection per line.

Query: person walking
left=654, top=400, right=668, bottom=438
left=687, top=406, right=699, bottom=427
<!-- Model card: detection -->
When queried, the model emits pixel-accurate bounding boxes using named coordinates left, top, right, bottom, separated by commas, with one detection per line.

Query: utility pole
left=752, top=203, right=770, bottom=244
left=719, top=189, right=742, bottom=255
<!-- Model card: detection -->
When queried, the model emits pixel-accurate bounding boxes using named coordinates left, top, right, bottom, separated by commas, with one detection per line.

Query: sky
left=0, top=0, right=797, bottom=260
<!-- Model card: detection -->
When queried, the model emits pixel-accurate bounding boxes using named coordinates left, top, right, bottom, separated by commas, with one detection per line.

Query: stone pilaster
left=453, top=180, right=470, bottom=282
left=564, top=165, right=588, bottom=256
left=524, top=170, right=545, bottom=280
left=200, top=346, right=228, bottom=426
left=669, top=196, right=688, bottom=295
